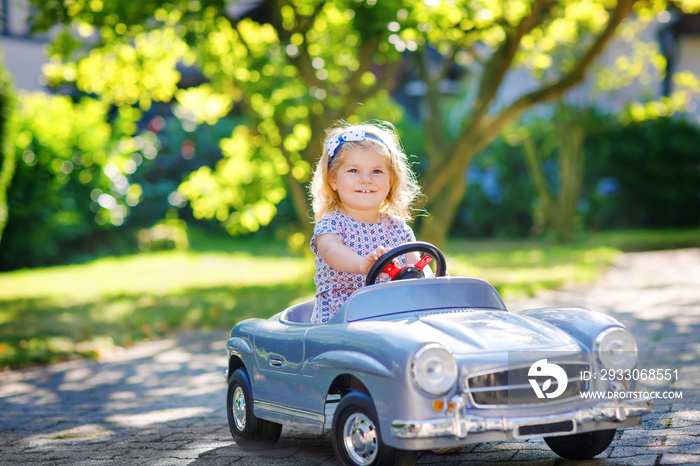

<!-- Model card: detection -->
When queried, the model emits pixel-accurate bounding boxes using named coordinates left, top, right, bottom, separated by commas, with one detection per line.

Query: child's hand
left=316, top=235, right=398, bottom=276
left=359, top=246, right=387, bottom=275
left=360, top=246, right=402, bottom=278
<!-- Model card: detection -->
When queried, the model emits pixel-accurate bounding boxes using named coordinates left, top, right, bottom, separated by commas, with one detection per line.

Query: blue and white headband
left=326, top=129, right=390, bottom=165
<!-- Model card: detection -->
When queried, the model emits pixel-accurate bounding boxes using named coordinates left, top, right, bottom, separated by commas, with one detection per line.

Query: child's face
left=330, top=148, right=393, bottom=221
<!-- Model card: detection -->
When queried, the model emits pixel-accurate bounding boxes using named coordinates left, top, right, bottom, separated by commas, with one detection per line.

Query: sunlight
left=63, top=366, right=93, bottom=382
left=153, top=348, right=193, bottom=364
left=108, top=391, right=137, bottom=400
left=105, top=406, right=212, bottom=427
left=0, top=382, right=60, bottom=405
left=26, top=425, right=114, bottom=448
left=0, top=251, right=312, bottom=303
left=58, top=369, right=125, bottom=391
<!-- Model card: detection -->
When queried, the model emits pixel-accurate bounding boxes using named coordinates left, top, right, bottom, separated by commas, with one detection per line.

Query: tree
left=0, top=53, right=18, bottom=247
left=29, top=0, right=700, bottom=246
left=32, top=0, right=407, bottom=239
left=503, top=14, right=699, bottom=243
left=403, top=0, right=697, bottom=244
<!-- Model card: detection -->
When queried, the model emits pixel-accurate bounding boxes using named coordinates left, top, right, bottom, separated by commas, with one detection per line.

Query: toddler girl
left=309, top=121, right=423, bottom=323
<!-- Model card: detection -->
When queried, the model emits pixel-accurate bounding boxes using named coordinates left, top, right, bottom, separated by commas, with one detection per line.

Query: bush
left=450, top=110, right=700, bottom=239
left=584, top=116, right=700, bottom=229
left=0, top=93, right=140, bottom=270
left=0, top=59, right=17, bottom=249
left=449, top=134, right=535, bottom=239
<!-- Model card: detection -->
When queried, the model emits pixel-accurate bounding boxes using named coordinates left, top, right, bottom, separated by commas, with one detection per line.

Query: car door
left=252, top=320, right=308, bottom=408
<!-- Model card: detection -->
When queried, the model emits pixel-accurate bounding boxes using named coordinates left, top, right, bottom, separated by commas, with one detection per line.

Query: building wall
left=0, top=0, right=51, bottom=92
left=0, top=36, right=48, bottom=92
left=677, top=36, right=700, bottom=117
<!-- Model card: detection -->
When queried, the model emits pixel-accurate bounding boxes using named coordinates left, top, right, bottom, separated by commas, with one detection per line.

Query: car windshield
left=341, top=277, right=506, bottom=322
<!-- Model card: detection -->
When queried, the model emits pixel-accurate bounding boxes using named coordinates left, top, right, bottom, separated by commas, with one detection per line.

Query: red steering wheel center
left=382, top=254, right=434, bottom=280
left=365, top=242, right=447, bottom=287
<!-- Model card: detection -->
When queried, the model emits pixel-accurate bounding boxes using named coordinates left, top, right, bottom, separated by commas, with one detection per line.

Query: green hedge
left=451, top=112, right=700, bottom=239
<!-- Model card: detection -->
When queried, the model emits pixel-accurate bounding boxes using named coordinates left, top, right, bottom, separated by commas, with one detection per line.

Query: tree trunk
left=520, top=105, right=585, bottom=243
left=286, top=170, right=313, bottom=236
left=522, top=136, right=554, bottom=237
left=553, top=119, right=584, bottom=242
left=417, top=140, right=476, bottom=247
left=419, top=176, right=467, bottom=247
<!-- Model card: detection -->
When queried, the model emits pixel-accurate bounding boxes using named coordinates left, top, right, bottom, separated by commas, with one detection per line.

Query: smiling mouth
left=356, top=190, right=375, bottom=193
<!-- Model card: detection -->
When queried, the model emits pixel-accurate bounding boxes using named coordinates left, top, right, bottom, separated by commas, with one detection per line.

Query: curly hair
left=310, top=120, right=423, bottom=222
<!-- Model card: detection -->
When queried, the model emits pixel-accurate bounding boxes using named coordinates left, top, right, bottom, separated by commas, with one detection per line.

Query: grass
left=446, top=240, right=620, bottom=299
left=583, top=228, right=700, bottom=252
left=0, top=235, right=316, bottom=368
left=0, top=228, right=697, bottom=369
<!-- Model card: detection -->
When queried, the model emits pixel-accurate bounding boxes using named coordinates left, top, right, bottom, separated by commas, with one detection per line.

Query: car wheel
left=331, top=391, right=417, bottom=466
left=227, top=368, right=282, bottom=449
left=544, top=428, right=616, bottom=460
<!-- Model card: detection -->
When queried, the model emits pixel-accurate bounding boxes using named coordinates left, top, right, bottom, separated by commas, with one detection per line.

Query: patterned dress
left=310, top=210, right=416, bottom=323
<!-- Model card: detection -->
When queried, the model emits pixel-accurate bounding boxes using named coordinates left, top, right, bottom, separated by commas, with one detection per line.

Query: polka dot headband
left=326, top=129, right=390, bottom=166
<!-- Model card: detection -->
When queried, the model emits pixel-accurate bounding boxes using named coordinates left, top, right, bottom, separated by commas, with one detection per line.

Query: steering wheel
left=365, top=241, right=447, bottom=287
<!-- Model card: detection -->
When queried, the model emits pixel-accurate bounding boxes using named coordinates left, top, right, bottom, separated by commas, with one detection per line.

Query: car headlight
left=411, top=344, right=458, bottom=396
left=594, top=327, right=638, bottom=370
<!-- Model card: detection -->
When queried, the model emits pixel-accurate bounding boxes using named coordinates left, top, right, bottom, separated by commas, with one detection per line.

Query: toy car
left=225, top=242, right=652, bottom=466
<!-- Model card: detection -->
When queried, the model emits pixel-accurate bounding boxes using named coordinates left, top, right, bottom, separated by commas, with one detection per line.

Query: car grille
left=464, top=363, right=590, bottom=407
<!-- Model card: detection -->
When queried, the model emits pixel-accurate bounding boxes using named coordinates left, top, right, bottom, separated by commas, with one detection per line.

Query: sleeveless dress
left=310, top=210, right=415, bottom=323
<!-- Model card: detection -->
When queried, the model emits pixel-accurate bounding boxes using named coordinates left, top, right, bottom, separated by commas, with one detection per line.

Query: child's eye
left=348, top=168, right=359, bottom=173
left=373, top=169, right=384, bottom=174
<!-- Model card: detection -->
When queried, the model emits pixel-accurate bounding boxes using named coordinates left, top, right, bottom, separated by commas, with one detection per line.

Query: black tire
left=544, top=428, right=616, bottom=460
left=331, top=391, right=417, bottom=466
left=226, top=368, right=282, bottom=449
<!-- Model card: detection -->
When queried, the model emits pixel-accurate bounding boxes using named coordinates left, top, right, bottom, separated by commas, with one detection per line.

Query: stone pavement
left=1, top=248, right=698, bottom=465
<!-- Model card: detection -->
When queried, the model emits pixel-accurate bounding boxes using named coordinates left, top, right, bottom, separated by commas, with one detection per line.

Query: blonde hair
left=310, top=120, right=422, bottom=222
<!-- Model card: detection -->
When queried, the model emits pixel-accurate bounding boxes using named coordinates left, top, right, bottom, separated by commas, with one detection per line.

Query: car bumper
left=391, top=395, right=653, bottom=440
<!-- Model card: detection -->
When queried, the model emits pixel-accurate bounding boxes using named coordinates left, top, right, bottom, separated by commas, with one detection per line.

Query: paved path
left=1, top=249, right=699, bottom=465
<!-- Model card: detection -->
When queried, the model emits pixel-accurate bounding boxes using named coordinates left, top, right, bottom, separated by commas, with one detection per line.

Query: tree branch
left=483, top=0, right=636, bottom=146
left=363, top=59, right=401, bottom=97
left=423, top=0, right=636, bottom=201
left=348, top=37, right=380, bottom=94
left=421, top=0, right=553, bottom=200
left=470, top=0, right=553, bottom=125
left=264, top=0, right=325, bottom=89
left=415, top=47, right=448, bottom=160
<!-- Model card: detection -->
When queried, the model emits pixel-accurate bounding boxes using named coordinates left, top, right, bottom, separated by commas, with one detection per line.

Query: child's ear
left=329, top=173, right=338, bottom=191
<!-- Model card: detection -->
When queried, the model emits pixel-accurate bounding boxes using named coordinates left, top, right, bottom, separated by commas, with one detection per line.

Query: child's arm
left=316, top=234, right=387, bottom=275
left=406, top=252, right=421, bottom=267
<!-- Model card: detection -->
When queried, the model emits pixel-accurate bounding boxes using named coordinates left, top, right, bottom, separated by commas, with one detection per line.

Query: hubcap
left=343, top=412, right=378, bottom=465
left=232, top=385, right=246, bottom=431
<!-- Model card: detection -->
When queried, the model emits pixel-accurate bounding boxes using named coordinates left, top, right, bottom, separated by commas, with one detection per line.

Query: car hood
left=414, top=310, right=580, bottom=353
